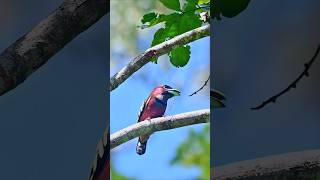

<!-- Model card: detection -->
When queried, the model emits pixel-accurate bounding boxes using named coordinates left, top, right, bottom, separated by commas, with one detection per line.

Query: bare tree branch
left=251, top=45, right=320, bottom=110
left=110, top=24, right=210, bottom=91
left=0, top=0, right=108, bottom=96
left=189, top=75, right=210, bottom=96
left=212, top=149, right=320, bottom=179
left=110, top=109, right=210, bottom=149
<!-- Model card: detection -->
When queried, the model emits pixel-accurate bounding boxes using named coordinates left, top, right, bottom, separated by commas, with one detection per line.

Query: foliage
left=111, top=165, right=136, bottom=180
left=212, top=0, right=251, bottom=20
left=140, top=0, right=250, bottom=68
left=138, top=0, right=251, bottom=177
left=110, top=0, right=158, bottom=71
left=170, top=125, right=210, bottom=180
left=140, top=0, right=210, bottom=67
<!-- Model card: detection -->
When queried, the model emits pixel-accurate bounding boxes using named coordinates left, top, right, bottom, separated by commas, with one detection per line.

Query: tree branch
left=109, top=24, right=210, bottom=91
left=110, top=109, right=210, bottom=149
left=251, top=45, right=320, bottom=110
left=212, top=149, right=320, bottom=179
left=0, top=0, right=108, bottom=96
left=189, top=75, right=210, bottom=96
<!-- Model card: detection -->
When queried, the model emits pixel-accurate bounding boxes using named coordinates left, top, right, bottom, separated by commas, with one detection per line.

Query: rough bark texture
left=109, top=24, right=210, bottom=91
left=212, top=149, right=320, bottom=180
left=110, top=109, right=210, bottom=149
left=0, top=0, right=108, bottom=95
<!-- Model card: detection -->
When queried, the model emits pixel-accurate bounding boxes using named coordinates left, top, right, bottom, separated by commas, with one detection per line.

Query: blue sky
left=110, top=37, right=210, bottom=179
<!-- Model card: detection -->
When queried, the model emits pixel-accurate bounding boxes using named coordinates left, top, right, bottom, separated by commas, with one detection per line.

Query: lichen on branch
left=110, top=109, right=210, bottom=149
left=109, top=24, right=210, bottom=91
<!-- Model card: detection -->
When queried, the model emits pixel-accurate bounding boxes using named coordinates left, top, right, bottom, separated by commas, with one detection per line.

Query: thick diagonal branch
left=0, top=0, right=108, bottom=96
left=110, top=109, right=210, bottom=149
left=110, top=24, right=210, bottom=91
left=212, top=149, right=320, bottom=179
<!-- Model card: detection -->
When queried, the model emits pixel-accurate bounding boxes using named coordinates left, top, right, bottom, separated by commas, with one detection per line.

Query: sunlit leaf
left=198, top=0, right=210, bottom=5
left=159, top=0, right=181, bottom=11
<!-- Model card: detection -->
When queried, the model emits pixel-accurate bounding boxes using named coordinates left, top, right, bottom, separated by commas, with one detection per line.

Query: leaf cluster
left=170, top=125, right=210, bottom=180
left=140, top=0, right=210, bottom=68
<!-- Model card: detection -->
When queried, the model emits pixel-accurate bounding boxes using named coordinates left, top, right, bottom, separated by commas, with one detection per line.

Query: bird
left=136, top=85, right=180, bottom=155
left=211, top=89, right=226, bottom=109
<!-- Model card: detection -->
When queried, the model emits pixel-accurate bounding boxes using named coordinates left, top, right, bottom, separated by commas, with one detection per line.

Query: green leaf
left=183, top=0, right=198, bottom=12
left=171, top=125, right=210, bottom=180
left=216, top=0, right=250, bottom=18
left=151, top=28, right=167, bottom=47
left=150, top=57, right=158, bottom=63
left=150, top=13, right=182, bottom=46
left=141, top=12, right=157, bottom=24
left=169, top=45, right=191, bottom=67
left=111, top=165, right=136, bottom=180
left=159, top=0, right=181, bottom=11
left=179, top=13, right=202, bottom=34
left=198, top=0, right=210, bottom=5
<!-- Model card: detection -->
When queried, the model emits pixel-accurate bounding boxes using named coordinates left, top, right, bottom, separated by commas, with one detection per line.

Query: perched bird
left=211, top=89, right=226, bottom=108
left=136, top=85, right=180, bottom=155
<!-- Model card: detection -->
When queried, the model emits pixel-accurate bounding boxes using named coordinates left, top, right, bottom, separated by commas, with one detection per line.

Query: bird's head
left=151, top=85, right=180, bottom=101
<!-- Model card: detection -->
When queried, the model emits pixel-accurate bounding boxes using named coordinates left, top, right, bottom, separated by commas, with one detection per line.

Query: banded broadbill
left=136, top=85, right=180, bottom=155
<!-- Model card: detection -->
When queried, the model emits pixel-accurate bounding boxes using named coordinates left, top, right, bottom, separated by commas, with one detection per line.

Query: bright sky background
left=110, top=26, right=210, bottom=180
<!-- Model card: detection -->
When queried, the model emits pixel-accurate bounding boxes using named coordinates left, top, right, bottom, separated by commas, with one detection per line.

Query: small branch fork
left=189, top=75, right=210, bottom=96
left=251, top=45, right=320, bottom=110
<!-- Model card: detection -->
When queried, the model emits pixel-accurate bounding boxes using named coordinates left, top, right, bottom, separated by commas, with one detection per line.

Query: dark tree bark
left=212, top=149, right=320, bottom=180
left=0, top=0, right=109, bottom=95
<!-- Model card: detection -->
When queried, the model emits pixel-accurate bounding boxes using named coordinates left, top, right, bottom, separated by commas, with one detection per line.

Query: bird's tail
left=136, top=138, right=148, bottom=155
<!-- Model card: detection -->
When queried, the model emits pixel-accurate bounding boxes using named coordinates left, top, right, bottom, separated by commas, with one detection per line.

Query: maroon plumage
left=136, top=85, right=180, bottom=155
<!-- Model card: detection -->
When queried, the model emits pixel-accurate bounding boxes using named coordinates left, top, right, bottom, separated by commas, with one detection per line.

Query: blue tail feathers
left=136, top=140, right=147, bottom=155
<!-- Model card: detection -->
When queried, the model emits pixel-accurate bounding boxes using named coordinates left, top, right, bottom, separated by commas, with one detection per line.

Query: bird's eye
left=163, top=85, right=171, bottom=89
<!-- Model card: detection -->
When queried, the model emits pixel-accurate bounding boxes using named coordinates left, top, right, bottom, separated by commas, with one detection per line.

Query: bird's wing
left=137, top=96, right=152, bottom=122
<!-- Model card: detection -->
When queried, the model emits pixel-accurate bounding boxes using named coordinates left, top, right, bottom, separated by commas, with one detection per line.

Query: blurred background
left=1, top=0, right=318, bottom=179
left=110, top=0, right=210, bottom=179
left=0, top=0, right=107, bottom=179
left=212, top=0, right=320, bottom=168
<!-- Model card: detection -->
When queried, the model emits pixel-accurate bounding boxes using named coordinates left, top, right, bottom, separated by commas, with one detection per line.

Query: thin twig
left=189, top=76, right=210, bottom=96
left=251, top=45, right=320, bottom=110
